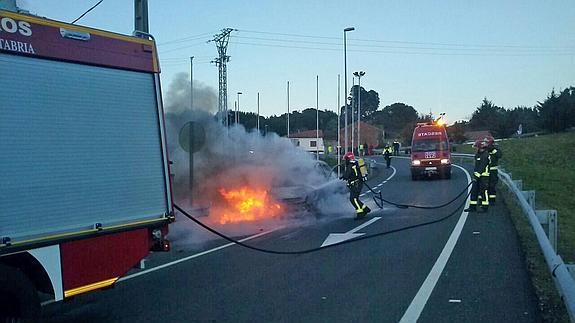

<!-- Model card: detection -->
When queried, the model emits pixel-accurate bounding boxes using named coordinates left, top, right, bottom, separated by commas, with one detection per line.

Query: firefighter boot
left=364, top=205, right=371, bottom=215
left=354, top=211, right=366, bottom=220
left=464, top=205, right=477, bottom=213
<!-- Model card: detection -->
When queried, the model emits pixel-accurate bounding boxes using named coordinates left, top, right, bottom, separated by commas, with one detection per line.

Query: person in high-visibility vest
left=464, top=139, right=491, bottom=213
left=341, top=152, right=371, bottom=219
left=486, top=135, right=502, bottom=204
left=383, top=144, right=393, bottom=168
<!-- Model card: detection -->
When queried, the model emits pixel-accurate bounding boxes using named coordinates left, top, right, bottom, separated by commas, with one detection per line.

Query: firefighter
left=341, top=152, right=371, bottom=219
left=464, top=139, right=491, bottom=213
left=383, top=144, right=392, bottom=168
left=393, top=140, right=400, bottom=156
left=486, top=135, right=502, bottom=204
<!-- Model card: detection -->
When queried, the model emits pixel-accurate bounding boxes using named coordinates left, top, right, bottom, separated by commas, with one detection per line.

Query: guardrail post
left=522, top=190, right=535, bottom=209
left=548, top=210, right=558, bottom=254
left=536, top=210, right=558, bottom=253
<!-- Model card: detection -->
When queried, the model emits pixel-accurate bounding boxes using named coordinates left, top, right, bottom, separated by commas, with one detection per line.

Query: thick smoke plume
left=163, top=72, right=351, bottom=249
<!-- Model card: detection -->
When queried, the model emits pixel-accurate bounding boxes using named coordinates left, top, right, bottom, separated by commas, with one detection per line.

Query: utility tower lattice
left=209, top=28, right=235, bottom=126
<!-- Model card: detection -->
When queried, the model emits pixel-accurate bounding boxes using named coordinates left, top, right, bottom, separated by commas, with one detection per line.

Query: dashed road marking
left=399, top=164, right=472, bottom=322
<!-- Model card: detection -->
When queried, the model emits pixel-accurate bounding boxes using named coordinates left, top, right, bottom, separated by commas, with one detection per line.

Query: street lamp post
left=316, top=75, right=319, bottom=161
left=257, top=92, right=260, bottom=133
left=343, top=27, right=354, bottom=153
left=353, top=71, right=365, bottom=155
left=287, top=81, right=290, bottom=138
left=236, top=92, right=242, bottom=124
left=337, top=74, right=341, bottom=177
left=351, top=77, right=355, bottom=153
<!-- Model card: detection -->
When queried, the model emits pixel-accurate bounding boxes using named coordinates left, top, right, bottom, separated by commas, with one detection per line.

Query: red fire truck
left=410, top=119, right=452, bottom=180
left=0, top=9, right=173, bottom=321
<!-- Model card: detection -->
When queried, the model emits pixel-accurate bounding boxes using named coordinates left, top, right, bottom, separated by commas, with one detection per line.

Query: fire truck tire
left=0, top=264, right=41, bottom=323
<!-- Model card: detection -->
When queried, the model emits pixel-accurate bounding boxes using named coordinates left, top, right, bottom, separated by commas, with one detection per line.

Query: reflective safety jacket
left=488, top=146, right=502, bottom=170
left=383, top=147, right=392, bottom=158
left=342, top=160, right=362, bottom=186
left=473, top=150, right=490, bottom=178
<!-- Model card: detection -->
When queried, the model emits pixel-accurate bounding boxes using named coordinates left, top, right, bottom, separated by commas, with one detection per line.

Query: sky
left=18, top=0, right=575, bottom=123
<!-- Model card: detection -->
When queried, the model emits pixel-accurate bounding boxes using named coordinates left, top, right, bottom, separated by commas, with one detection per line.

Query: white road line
left=118, top=229, right=277, bottom=283
left=399, top=164, right=472, bottom=323
left=347, top=217, right=381, bottom=234
left=360, top=165, right=397, bottom=198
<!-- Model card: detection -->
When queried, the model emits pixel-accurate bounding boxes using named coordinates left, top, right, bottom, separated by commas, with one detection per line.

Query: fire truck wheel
left=0, top=264, right=41, bottom=323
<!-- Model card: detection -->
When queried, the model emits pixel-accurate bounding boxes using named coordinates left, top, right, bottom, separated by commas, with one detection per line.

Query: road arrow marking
left=321, top=217, right=382, bottom=247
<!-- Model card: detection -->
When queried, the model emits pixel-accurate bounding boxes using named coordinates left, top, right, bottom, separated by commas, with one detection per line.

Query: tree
left=446, top=121, right=468, bottom=144
left=371, top=103, right=418, bottom=137
left=501, top=106, right=540, bottom=137
left=340, top=86, right=380, bottom=125
left=469, top=98, right=506, bottom=137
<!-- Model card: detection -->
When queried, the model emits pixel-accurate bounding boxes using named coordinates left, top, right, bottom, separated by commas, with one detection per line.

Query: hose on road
left=363, top=180, right=473, bottom=210
left=174, top=188, right=471, bottom=255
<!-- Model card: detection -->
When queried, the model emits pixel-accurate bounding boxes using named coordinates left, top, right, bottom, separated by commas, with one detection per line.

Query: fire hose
left=363, top=180, right=473, bottom=210
left=174, top=188, right=471, bottom=255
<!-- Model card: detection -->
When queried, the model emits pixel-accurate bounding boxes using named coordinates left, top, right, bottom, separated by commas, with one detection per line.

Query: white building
left=289, top=130, right=325, bottom=154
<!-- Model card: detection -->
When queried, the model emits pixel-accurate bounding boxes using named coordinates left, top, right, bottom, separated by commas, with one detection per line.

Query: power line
left=234, top=35, right=573, bottom=53
left=71, top=0, right=104, bottom=24
left=229, top=40, right=575, bottom=57
left=157, top=31, right=217, bottom=46
left=238, top=28, right=575, bottom=51
left=158, top=42, right=209, bottom=54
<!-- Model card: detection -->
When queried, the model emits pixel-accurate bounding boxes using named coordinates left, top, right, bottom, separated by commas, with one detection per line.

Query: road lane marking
left=360, top=166, right=397, bottom=198
left=348, top=217, right=382, bottom=233
left=399, top=163, right=472, bottom=323
left=321, top=217, right=382, bottom=247
left=117, top=229, right=278, bottom=283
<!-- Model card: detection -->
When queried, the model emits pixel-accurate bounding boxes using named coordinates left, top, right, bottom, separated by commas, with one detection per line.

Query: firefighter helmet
left=474, top=138, right=488, bottom=150
left=343, top=151, right=355, bottom=161
left=485, top=135, right=495, bottom=147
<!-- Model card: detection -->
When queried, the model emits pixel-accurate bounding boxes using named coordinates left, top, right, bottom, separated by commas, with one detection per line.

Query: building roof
left=289, top=130, right=324, bottom=138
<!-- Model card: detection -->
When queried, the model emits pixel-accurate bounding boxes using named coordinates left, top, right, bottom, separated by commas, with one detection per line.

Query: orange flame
left=215, top=187, right=283, bottom=224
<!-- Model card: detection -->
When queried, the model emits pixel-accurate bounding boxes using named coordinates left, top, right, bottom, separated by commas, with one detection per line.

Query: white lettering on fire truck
left=417, top=131, right=442, bottom=137
left=0, top=38, right=35, bottom=54
left=0, top=17, right=32, bottom=36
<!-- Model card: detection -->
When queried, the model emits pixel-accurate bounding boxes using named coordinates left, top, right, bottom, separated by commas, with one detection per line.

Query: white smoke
left=163, top=73, right=351, bottom=250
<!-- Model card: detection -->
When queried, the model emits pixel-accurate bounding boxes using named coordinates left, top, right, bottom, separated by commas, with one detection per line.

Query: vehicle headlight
left=440, top=159, right=450, bottom=164
left=412, top=160, right=421, bottom=166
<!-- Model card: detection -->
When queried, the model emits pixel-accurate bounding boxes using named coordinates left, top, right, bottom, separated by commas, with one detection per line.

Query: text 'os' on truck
left=0, top=10, right=174, bottom=321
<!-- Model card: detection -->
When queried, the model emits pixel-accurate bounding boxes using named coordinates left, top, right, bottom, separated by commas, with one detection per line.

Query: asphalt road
left=43, top=156, right=540, bottom=322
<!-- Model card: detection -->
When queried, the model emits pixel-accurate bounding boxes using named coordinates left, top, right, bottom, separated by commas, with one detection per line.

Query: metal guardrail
left=454, top=152, right=574, bottom=321
left=499, top=170, right=575, bottom=322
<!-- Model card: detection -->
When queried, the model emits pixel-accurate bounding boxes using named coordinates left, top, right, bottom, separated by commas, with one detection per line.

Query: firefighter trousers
left=488, top=169, right=498, bottom=202
left=349, top=182, right=367, bottom=215
left=470, top=176, right=489, bottom=210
